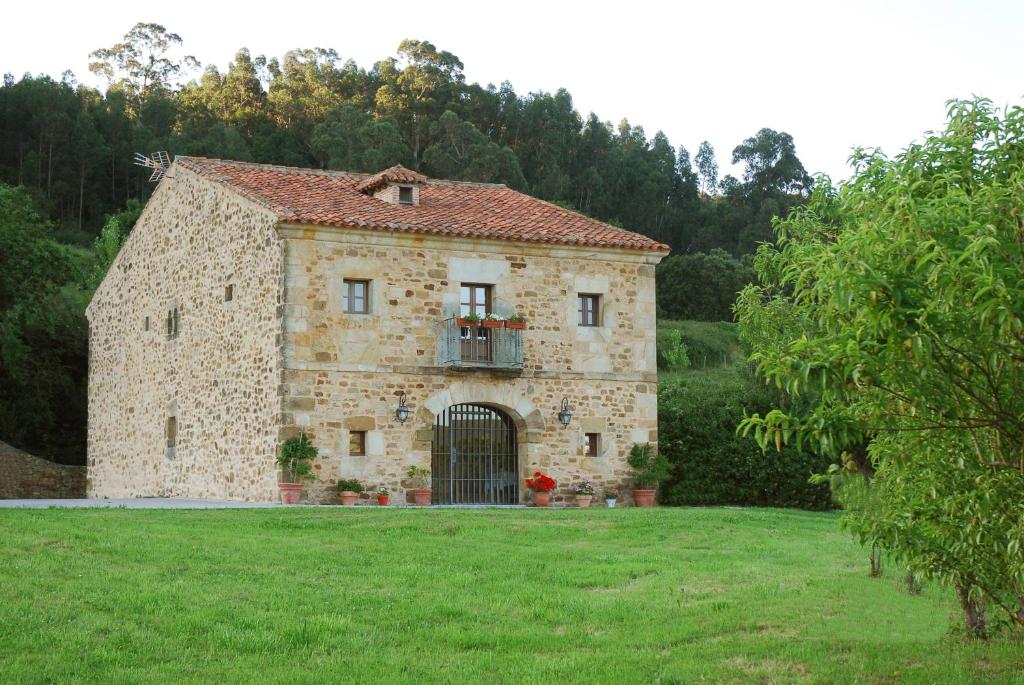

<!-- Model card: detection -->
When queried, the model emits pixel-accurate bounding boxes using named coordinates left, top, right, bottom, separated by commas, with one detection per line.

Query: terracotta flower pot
left=481, top=319, right=503, bottom=329
left=456, top=318, right=478, bottom=328
left=412, top=488, right=432, bottom=506
left=339, top=491, right=359, bottom=506
left=278, top=482, right=303, bottom=505
left=533, top=491, right=551, bottom=507
left=633, top=489, right=657, bottom=507
left=575, top=495, right=593, bottom=508
left=377, top=495, right=390, bottom=506
left=505, top=320, right=527, bottom=330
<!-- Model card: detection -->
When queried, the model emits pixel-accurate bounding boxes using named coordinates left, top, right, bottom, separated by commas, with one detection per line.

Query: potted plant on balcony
left=604, top=486, right=620, bottom=508
left=407, top=465, right=432, bottom=506
left=456, top=312, right=481, bottom=328
left=627, top=443, right=668, bottom=507
left=525, top=471, right=556, bottom=507
left=376, top=486, right=390, bottom=506
left=505, top=313, right=527, bottom=330
left=337, top=478, right=363, bottom=505
left=481, top=313, right=503, bottom=329
left=276, top=433, right=318, bottom=504
left=572, top=479, right=595, bottom=508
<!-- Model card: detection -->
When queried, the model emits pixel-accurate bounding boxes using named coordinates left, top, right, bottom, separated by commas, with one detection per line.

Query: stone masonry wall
left=85, top=165, right=284, bottom=500
left=279, top=226, right=662, bottom=504
left=0, top=441, right=86, bottom=499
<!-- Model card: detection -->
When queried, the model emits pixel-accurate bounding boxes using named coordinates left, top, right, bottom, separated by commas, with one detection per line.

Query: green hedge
left=658, top=365, right=835, bottom=510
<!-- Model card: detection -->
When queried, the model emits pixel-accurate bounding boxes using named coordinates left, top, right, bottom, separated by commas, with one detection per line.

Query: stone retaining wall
left=0, top=441, right=86, bottom=499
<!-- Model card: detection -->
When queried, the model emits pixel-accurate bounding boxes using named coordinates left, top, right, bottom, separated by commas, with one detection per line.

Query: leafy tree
left=656, top=249, right=755, bottom=321
left=731, top=128, right=812, bottom=196
left=310, top=104, right=409, bottom=172
left=422, top=111, right=526, bottom=188
left=736, top=99, right=1024, bottom=634
left=695, top=140, right=718, bottom=195
left=89, top=22, right=199, bottom=107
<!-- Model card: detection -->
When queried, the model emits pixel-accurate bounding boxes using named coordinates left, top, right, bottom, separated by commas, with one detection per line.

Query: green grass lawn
left=1, top=508, right=1021, bottom=684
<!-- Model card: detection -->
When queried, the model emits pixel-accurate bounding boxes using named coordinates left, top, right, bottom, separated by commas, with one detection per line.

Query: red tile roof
left=176, top=157, right=669, bottom=252
left=356, top=164, right=429, bottom=194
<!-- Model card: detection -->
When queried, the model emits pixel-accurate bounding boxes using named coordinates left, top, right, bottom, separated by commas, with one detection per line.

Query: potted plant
left=456, top=312, right=481, bottom=328
left=627, top=443, right=669, bottom=507
left=337, top=478, right=363, bottom=505
left=572, top=479, right=595, bottom=507
left=605, top=486, right=620, bottom=508
left=505, top=313, right=527, bottom=330
left=407, top=465, right=432, bottom=506
left=376, top=486, right=390, bottom=506
left=276, top=433, right=318, bottom=504
left=525, top=471, right=556, bottom=507
left=481, top=313, right=504, bottom=329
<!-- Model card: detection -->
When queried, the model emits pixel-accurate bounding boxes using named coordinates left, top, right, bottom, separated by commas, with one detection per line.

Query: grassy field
left=1, top=508, right=1021, bottom=684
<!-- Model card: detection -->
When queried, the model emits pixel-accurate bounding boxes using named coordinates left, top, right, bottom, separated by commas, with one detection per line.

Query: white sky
left=4, top=0, right=1023, bottom=181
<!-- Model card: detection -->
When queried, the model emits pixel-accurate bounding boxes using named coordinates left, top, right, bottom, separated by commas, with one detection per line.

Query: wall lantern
left=557, top=397, right=573, bottom=428
left=395, top=392, right=410, bottom=423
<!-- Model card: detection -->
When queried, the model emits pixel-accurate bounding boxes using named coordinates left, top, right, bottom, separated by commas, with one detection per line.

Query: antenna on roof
left=133, top=151, right=173, bottom=182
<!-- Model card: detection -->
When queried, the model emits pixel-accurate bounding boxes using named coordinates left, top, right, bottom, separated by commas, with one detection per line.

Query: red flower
left=525, top=471, right=556, bottom=492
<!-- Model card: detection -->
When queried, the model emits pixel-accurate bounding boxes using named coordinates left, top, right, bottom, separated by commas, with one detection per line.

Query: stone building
left=86, top=158, right=669, bottom=504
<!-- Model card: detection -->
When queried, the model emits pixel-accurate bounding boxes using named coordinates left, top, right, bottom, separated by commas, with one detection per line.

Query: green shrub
left=658, top=365, right=834, bottom=510
left=626, top=443, right=670, bottom=489
left=336, top=478, right=364, bottom=493
left=656, top=320, right=742, bottom=370
left=660, top=330, right=691, bottom=372
left=277, top=434, right=318, bottom=483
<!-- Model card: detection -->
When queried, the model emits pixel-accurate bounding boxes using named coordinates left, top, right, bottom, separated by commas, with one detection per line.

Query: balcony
left=437, top=317, right=524, bottom=371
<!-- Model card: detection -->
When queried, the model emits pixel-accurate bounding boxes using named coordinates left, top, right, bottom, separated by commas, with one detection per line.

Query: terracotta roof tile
left=176, top=157, right=670, bottom=252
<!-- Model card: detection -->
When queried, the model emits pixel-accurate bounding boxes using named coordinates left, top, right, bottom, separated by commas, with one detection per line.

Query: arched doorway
left=431, top=403, right=519, bottom=505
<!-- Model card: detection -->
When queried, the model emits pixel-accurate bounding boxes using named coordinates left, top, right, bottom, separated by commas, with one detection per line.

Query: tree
left=736, top=99, right=1024, bottom=634
left=695, top=140, right=718, bottom=195
left=422, top=111, right=526, bottom=188
left=89, top=23, right=199, bottom=106
left=731, top=128, right=812, bottom=196
left=310, top=103, right=410, bottom=172
left=374, top=39, right=465, bottom=168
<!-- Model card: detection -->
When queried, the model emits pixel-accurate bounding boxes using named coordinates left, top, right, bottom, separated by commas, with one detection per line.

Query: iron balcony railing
left=437, top=318, right=524, bottom=369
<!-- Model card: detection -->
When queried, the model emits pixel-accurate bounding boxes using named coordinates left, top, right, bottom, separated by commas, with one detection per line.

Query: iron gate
left=431, top=404, right=519, bottom=505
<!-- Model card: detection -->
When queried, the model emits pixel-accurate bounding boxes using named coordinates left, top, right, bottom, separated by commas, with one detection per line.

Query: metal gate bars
left=431, top=404, right=519, bottom=505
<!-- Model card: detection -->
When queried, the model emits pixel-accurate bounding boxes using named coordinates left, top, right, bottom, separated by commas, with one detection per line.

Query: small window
left=224, top=284, right=234, bottom=302
left=349, top=430, right=366, bottom=456
left=144, top=316, right=150, bottom=332
left=585, top=433, right=600, bottom=457
left=398, top=185, right=414, bottom=205
left=578, top=294, right=600, bottom=327
left=343, top=279, right=370, bottom=314
left=166, top=307, right=180, bottom=339
left=166, top=416, right=177, bottom=459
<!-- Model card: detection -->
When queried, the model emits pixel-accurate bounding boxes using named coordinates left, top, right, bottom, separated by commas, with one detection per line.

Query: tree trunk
left=904, top=568, right=922, bottom=595
left=955, top=583, right=988, bottom=640
left=79, top=165, right=85, bottom=231
left=868, top=546, right=882, bottom=577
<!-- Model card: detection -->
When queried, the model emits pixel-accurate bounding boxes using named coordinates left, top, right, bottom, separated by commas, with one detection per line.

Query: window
left=398, top=185, right=414, bottom=205
left=224, top=284, right=234, bottom=302
left=166, top=416, right=177, bottom=459
left=578, top=294, right=600, bottom=327
left=349, top=430, right=366, bottom=456
left=343, top=279, right=370, bottom=314
left=144, top=316, right=150, bottom=332
left=166, top=307, right=180, bottom=339
left=460, top=283, right=492, bottom=318
left=585, top=433, right=600, bottom=457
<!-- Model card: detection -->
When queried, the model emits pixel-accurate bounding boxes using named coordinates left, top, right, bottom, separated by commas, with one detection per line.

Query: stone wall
left=0, top=441, right=86, bottom=499
left=85, top=165, right=285, bottom=500
left=279, top=226, right=662, bottom=504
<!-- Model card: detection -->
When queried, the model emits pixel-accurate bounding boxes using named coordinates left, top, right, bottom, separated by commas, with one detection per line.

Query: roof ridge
left=177, top=156, right=370, bottom=180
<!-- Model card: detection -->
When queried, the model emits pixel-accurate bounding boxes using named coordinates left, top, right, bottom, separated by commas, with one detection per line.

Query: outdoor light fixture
left=395, top=392, right=410, bottom=423
left=557, top=397, right=573, bottom=428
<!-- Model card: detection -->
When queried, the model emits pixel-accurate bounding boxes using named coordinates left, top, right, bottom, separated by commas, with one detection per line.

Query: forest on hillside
left=0, top=23, right=815, bottom=463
